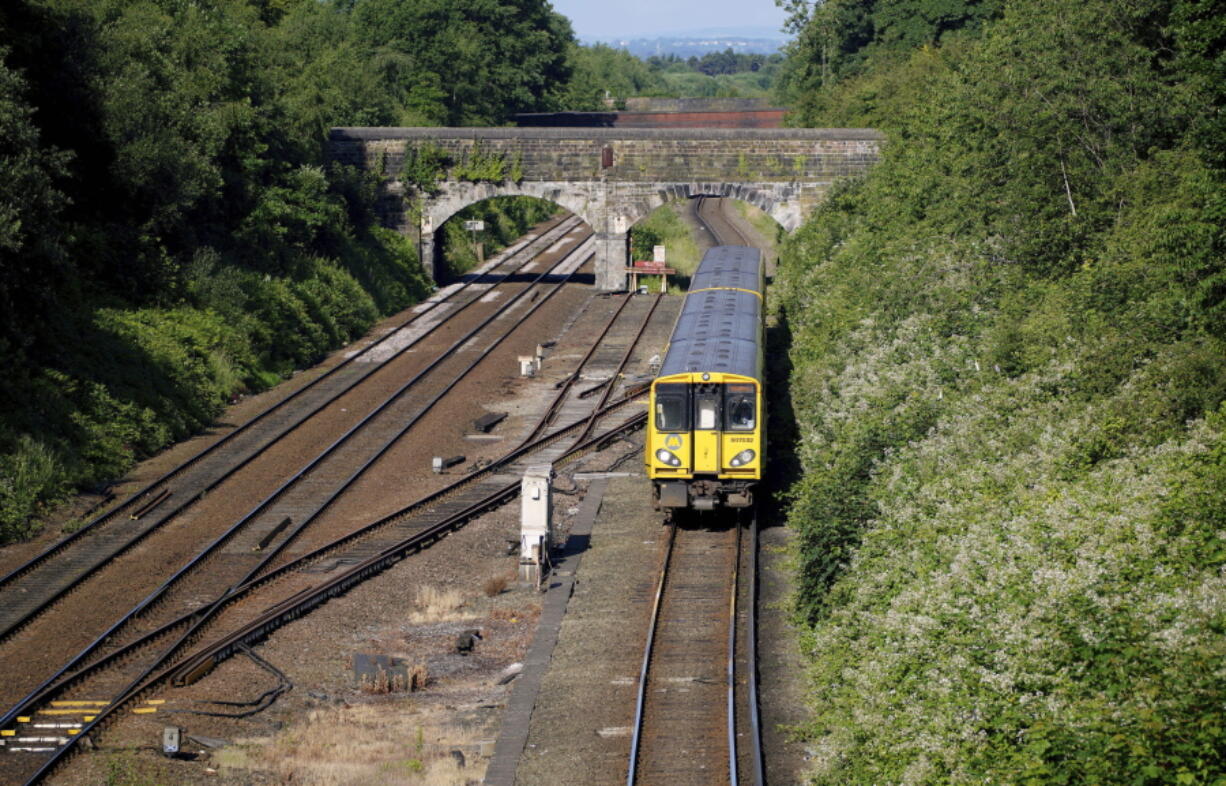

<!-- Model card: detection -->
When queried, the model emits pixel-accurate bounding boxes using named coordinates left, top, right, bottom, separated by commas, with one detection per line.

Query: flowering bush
left=776, top=1, right=1226, bottom=779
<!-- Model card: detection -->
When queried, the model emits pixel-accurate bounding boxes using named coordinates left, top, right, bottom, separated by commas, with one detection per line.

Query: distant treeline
left=646, top=51, right=785, bottom=77
left=565, top=45, right=784, bottom=106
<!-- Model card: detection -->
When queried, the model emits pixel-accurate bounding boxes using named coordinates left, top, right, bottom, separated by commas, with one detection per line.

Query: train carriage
left=646, top=246, right=765, bottom=511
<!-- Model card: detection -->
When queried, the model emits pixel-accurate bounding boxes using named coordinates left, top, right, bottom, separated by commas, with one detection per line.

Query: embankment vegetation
left=0, top=0, right=578, bottom=542
left=439, top=198, right=560, bottom=279
left=775, top=0, right=1225, bottom=780
left=629, top=204, right=702, bottom=291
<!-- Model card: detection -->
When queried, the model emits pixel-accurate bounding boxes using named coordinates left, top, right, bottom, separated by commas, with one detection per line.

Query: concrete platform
left=486, top=473, right=664, bottom=785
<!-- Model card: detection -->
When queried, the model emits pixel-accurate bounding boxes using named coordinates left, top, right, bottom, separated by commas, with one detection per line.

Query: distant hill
left=579, top=27, right=789, bottom=58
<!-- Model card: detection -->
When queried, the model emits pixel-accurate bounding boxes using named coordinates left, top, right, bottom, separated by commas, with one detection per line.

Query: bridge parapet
left=328, top=127, right=883, bottom=289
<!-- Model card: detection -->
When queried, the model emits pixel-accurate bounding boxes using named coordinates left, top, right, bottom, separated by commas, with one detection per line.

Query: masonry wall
left=327, top=127, right=882, bottom=289
left=329, top=127, right=881, bottom=186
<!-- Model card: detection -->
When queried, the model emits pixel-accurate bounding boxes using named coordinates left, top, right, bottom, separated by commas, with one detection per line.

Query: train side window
left=695, top=386, right=721, bottom=430
left=654, top=383, right=690, bottom=431
left=725, top=384, right=756, bottom=431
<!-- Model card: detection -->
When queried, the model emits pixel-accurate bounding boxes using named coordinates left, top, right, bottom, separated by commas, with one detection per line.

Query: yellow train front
left=646, top=245, right=764, bottom=511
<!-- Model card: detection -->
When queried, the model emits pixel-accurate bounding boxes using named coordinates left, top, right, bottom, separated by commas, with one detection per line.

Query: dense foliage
left=775, top=0, right=1226, bottom=780
left=438, top=197, right=559, bottom=279
left=563, top=46, right=784, bottom=110
left=0, top=0, right=576, bottom=541
left=628, top=204, right=701, bottom=293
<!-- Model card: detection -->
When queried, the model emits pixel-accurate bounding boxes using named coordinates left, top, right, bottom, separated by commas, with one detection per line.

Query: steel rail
left=575, top=293, right=662, bottom=445
left=0, top=213, right=573, bottom=593
left=747, top=507, right=765, bottom=785
left=694, top=195, right=750, bottom=247
left=515, top=292, right=636, bottom=447
left=699, top=198, right=764, bottom=783
left=167, top=406, right=648, bottom=687
left=230, top=238, right=598, bottom=591
left=728, top=523, right=742, bottom=786
left=22, top=408, right=649, bottom=785
left=175, top=300, right=671, bottom=681
left=12, top=251, right=652, bottom=781
left=519, top=290, right=661, bottom=451
left=0, top=224, right=592, bottom=731
left=4, top=395, right=647, bottom=748
left=626, top=522, right=676, bottom=786
left=0, top=215, right=581, bottom=635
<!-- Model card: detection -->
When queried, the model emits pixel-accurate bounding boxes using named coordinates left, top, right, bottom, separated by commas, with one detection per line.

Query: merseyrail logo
left=665, top=434, right=683, bottom=451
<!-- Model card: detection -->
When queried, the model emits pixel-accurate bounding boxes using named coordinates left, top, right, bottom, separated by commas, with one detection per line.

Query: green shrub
left=0, top=223, right=429, bottom=543
left=629, top=202, right=700, bottom=291
left=439, top=197, right=558, bottom=279
left=0, top=436, right=64, bottom=540
left=774, top=2, right=1226, bottom=778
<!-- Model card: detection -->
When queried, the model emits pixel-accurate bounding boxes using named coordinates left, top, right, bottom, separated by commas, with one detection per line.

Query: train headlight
left=729, top=449, right=756, bottom=467
left=655, top=449, right=682, bottom=467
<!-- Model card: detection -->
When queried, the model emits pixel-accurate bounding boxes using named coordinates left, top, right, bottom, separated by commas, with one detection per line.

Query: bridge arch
left=330, top=126, right=882, bottom=289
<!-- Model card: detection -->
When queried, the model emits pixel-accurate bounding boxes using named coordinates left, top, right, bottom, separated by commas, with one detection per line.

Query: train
left=645, top=245, right=765, bottom=511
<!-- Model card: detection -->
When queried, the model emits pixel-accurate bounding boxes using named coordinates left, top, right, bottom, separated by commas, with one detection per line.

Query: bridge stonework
left=328, top=127, right=882, bottom=290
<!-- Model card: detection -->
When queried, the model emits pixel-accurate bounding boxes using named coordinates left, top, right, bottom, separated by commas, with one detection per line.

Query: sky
left=547, top=0, right=789, bottom=39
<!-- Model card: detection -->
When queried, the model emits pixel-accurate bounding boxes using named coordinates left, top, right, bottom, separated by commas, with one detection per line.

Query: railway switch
left=519, top=465, right=553, bottom=585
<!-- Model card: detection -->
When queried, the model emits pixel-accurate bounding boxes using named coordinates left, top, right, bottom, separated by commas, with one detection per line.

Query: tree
left=563, top=44, right=665, bottom=109
left=351, top=0, right=574, bottom=126
left=0, top=49, right=71, bottom=356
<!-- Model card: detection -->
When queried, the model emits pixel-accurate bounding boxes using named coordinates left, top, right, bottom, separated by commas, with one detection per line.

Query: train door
left=692, top=383, right=722, bottom=473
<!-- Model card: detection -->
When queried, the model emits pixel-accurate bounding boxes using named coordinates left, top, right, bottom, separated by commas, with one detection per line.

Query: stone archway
left=329, top=126, right=882, bottom=289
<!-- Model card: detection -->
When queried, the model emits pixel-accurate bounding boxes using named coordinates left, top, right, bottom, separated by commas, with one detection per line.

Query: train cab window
left=694, top=384, right=721, bottom=430
left=654, top=383, right=690, bottom=431
left=725, top=384, right=756, bottom=431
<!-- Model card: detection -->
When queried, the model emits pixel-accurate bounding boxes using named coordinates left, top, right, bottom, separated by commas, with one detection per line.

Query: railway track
left=0, top=227, right=593, bottom=731
left=0, top=214, right=586, bottom=647
left=627, top=510, right=763, bottom=786
left=693, top=196, right=751, bottom=247
left=627, top=196, right=763, bottom=784
left=0, top=219, right=593, bottom=716
left=2, top=259, right=669, bottom=783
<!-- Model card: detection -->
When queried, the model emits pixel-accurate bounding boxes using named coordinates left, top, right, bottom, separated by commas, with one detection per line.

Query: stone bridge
left=328, top=127, right=882, bottom=289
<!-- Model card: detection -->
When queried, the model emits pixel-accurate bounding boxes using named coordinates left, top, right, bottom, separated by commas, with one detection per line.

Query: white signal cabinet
left=519, top=465, right=553, bottom=584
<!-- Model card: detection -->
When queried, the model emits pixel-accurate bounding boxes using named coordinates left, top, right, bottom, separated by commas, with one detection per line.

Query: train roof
left=689, top=246, right=763, bottom=295
left=659, top=287, right=761, bottom=379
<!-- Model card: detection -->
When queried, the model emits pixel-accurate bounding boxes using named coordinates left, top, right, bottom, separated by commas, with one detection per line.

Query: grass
left=224, top=704, right=480, bottom=785
left=482, top=572, right=513, bottom=597
left=733, top=200, right=785, bottom=272
left=629, top=201, right=702, bottom=294
left=438, top=197, right=559, bottom=280
left=408, top=585, right=473, bottom=624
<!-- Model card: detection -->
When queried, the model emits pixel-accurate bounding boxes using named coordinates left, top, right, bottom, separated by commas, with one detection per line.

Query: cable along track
left=4, top=264, right=668, bottom=785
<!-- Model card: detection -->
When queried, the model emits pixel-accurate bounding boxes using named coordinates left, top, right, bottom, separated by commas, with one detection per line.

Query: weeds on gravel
left=482, top=572, right=514, bottom=597
left=360, top=664, right=427, bottom=694
left=410, top=585, right=471, bottom=623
